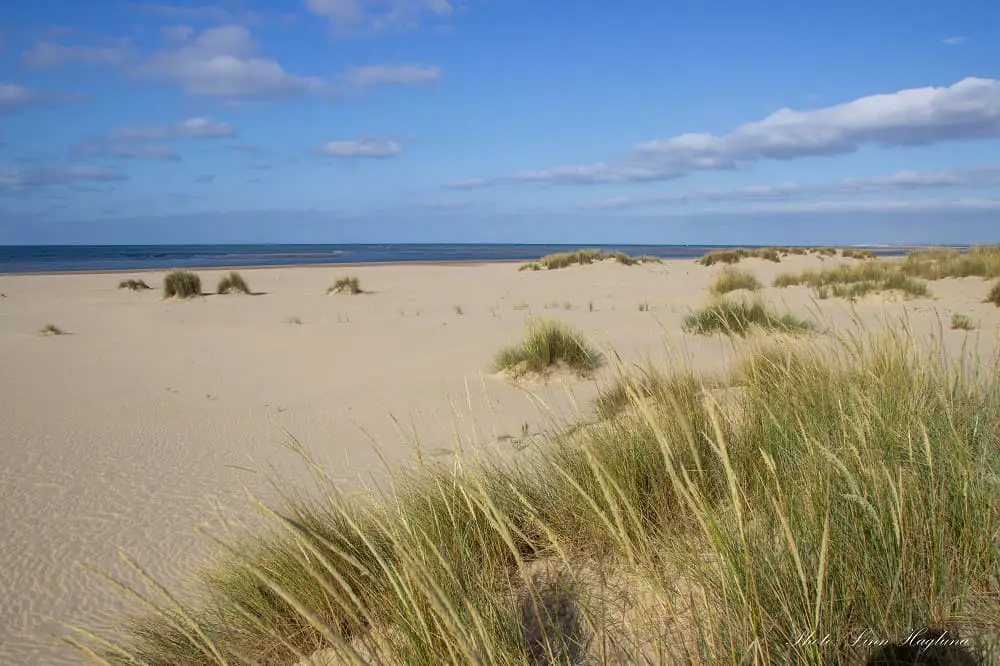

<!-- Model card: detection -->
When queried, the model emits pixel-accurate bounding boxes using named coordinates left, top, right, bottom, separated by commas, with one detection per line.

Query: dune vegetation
left=163, top=270, right=202, bottom=299
left=492, top=318, right=602, bottom=378
left=709, top=267, right=761, bottom=295
left=987, top=279, right=1000, bottom=307
left=38, top=323, right=66, bottom=336
left=118, top=279, right=151, bottom=291
left=217, top=272, right=252, bottom=295
left=328, top=276, right=363, bottom=295
left=683, top=298, right=816, bottom=336
left=67, top=326, right=1000, bottom=665
left=696, top=246, right=874, bottom=266
left=520, top=250, right=661, bottom=271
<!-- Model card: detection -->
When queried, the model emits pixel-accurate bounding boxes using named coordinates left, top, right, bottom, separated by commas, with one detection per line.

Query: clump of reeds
left=216, top=272, right=251, bottom=295
left=683, top=298, right=815, bottom=336
left=163, top=270, right=202, bottom=299
left=710, top=267, right=762, bottom=295
left=328, top=276, right=363, bottom=295
left=492, top=318, right=602, bottom=378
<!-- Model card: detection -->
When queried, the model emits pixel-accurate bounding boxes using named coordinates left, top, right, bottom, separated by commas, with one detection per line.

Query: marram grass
left=118, top=279, right=151, bottom=291
left=328, top=276, right=363, bottom=295
left=163, top=270, right=202, bottom=299
left=709, top=267, right=761, bottom=295
left=217, top=272, right=251, bottom=295
left=492, top=318, right=602, bottom=378
left=70, top=327, right=1000, bottom=665
left=683, top=298, right=815, bottom=336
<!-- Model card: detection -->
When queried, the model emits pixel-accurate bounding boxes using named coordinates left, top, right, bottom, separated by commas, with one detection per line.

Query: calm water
left=0, top=243, right=916, bottom=274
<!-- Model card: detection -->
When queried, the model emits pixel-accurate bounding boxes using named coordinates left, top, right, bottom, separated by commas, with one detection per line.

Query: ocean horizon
left=0, top=242, right=927, bottom=274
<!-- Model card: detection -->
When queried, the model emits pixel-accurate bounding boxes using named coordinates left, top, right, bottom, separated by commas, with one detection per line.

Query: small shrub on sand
left=216, top=272, right=251, bottom=295
left=987, top=279, right=1000, bottom=306
left=118, top=279, right=151, bottom=291
left=163, top=270, right=201, bottom=299
left=328, top=276, right=362, bottom=295
left=683, top=298, right=815, bottom=336
left=710, top=268, right=762, bottom=295
left=493, top=318, right=602, bottom=378
left=950, top=314, right=975, bottom=331
left=38, top=323, right=66, bottom=336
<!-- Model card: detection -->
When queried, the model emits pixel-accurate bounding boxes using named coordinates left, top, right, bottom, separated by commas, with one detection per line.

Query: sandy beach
left=1, top=255, right=998, bottom=665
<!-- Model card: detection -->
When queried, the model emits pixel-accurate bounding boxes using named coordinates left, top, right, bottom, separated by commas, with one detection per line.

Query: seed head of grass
left=492, top=318, right=603, bottom=378
left=217, top=272, right=251, bottom=295
left=118, top=279, right=151, bottom=291
left=710, top=268, right=762, bottom=295
left=163, top=270, right=201, bottom=299
left=683, top=298, right=815, bottom=336
left=328, top=276, right=362, bottom=295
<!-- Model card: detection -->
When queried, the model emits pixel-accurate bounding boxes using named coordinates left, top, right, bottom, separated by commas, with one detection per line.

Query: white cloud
left=0, top=83, right=73, bottom=113
left=321, top=138, right=402, bottom=157
left=346, top=63, right=441, bottom=86
left=22, top=41, right=131, bottom=68
left=942, top=36, right=968, bottom=46
left=462, top=77, right=1000, bottom=188
left=589, top=166, right=1000, bottom=210
left=306, top=0, right=454, bottom=30
left=72, top=142, right=182, bottom=161
left=109, top=117, right=237, bottom=141
left=0, top=166, right=126, bottom=193
left=138, top=25, right=327, bottom=97
left=444, top=178, right=489, bottom=189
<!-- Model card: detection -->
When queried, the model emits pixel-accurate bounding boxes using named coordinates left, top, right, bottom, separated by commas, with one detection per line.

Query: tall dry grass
left=68, top=326, right=1000, bottom=665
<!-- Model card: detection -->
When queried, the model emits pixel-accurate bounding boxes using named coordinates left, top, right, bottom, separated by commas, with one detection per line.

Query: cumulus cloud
left=109, top=117, right=237, bottom=141
left=321, top=138, right=402, bottom=157
left=0, top=166, right=126, bottom=193
left=138, top=25, right=327, bottom=97
left=345, top=63, right=441, bottom=86
left=461, top=77, right=1000, bottom=188
left=306, top=0, right=454, bottom=31
left=22, top=41, right=130, bottom=68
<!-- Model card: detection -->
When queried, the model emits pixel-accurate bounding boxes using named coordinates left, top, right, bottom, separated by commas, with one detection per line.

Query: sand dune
left=1, top=257, right=998, bottom=664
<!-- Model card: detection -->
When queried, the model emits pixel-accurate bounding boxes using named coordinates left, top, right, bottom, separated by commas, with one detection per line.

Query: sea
left=0, top=243, right=919, bottom=274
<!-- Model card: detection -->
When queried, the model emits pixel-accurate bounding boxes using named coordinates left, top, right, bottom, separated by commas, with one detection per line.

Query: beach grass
left=492, top=318, right=602, bottom=378
left=118, top=279, right=151, bottom=291
left=709, top=267, right=762, bottom=295
left=950, top=314, right=975, bottom=331
left=682, top=298, right=815, bottom=336
left=773, top=261, right=931, bottom=300
left=217, top=272, right=251, bottom=295
left=328, top=276, right=363, bottom=295
left=71, top=326, right=1000, bottom=665
left=163, top=270, right=202, bottom=299
left=987, top=279, right=1000, bottom=307
left=38, top=323, right=66, bottom=336
left=698, top=247, right=881, bottom=267
left=519, top=250, right=660, bottom=271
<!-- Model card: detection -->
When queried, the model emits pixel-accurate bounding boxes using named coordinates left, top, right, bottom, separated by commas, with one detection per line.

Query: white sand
left=1, top=257, right=997, bottom=664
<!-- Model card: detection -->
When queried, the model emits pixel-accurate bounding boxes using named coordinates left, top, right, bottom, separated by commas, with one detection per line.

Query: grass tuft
left=39, top=323, right=66, bottom=336
left=683, top=298, right=815, bottom=336
left=118, top=279, right=151, bottom=291
left=163, top=270, right=202, bottom=299
left=216, top=272, right=251, bottom=295
left=950, top=314, right=975, bottom=331
left=710, top=267, right=762, bottom=295
left=492, top=318, right=603, bottom=378
left=774, top=261, right=930, bottom=300
left=987, top=279, right=1000, bottom=306
left=328, top=276, right=363, bottom=295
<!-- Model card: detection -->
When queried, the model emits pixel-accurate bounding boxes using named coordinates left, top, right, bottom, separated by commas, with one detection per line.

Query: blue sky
left=1, top=0, right=999, bottom=244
